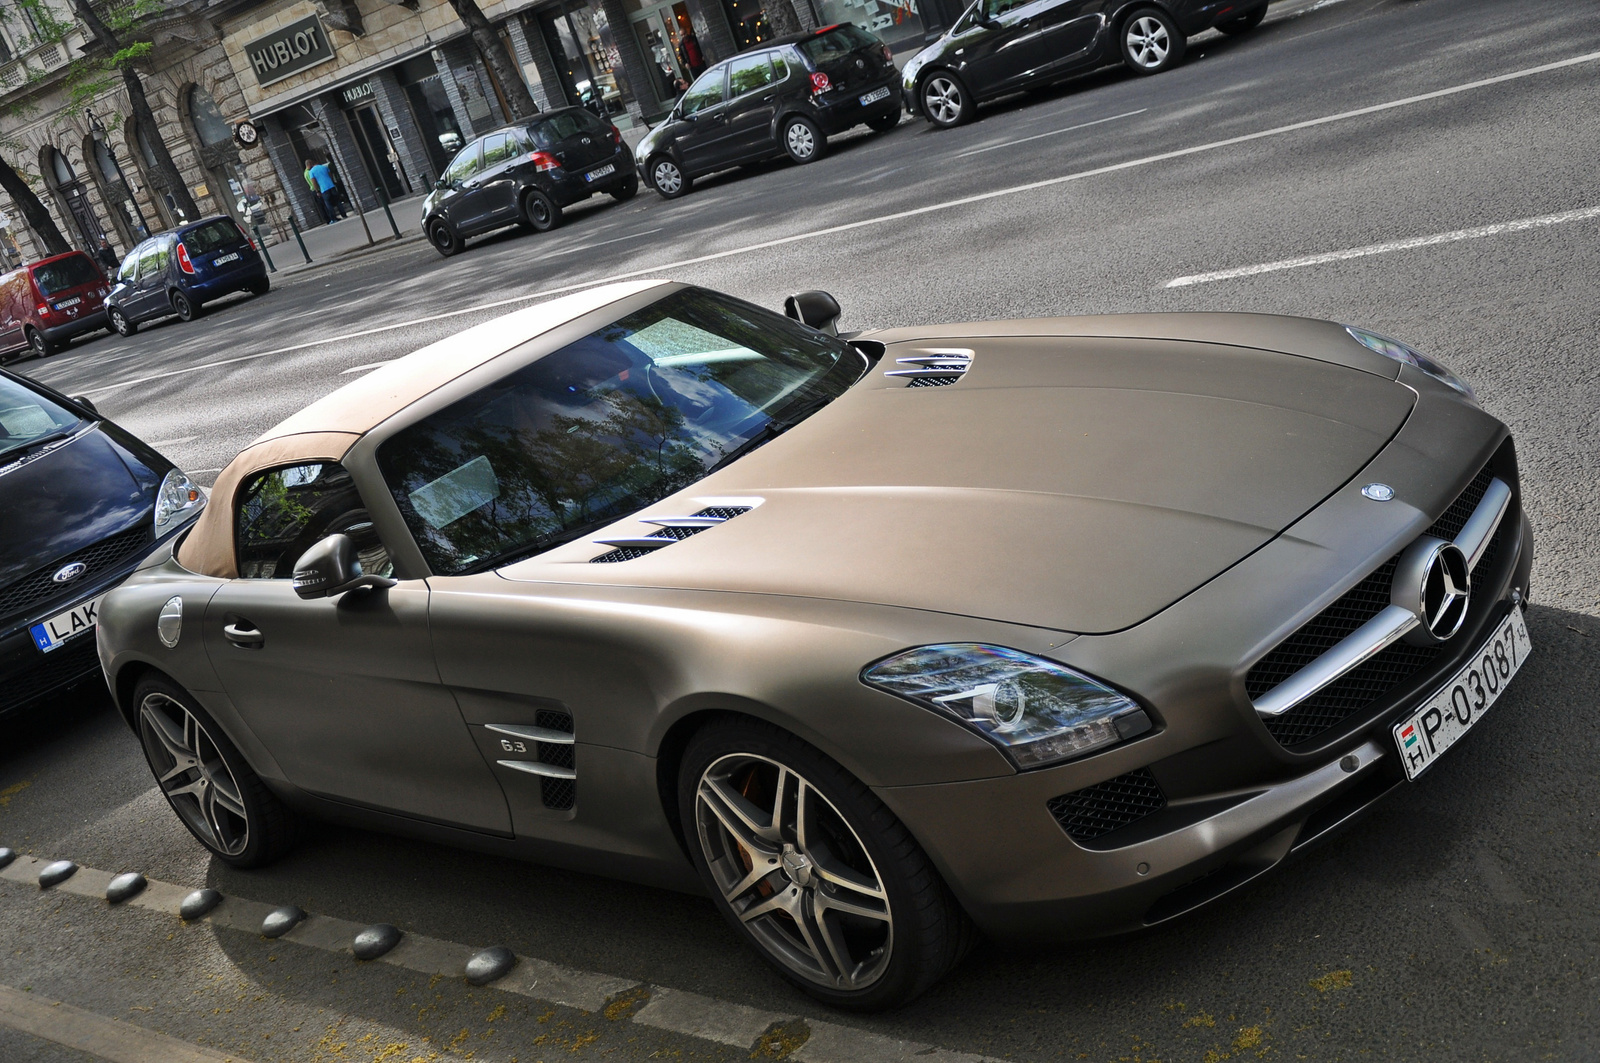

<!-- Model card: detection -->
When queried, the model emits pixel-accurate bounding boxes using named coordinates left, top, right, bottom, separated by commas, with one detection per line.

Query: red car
left=0, top=250, right=111, bottom=363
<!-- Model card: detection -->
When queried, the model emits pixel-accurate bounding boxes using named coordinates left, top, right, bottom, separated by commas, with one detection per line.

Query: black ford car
left=636, top=23, right=903, bottom=199
left=0, top=369, right=203, bottom=721
left=422, top=107, right=638, bottom=257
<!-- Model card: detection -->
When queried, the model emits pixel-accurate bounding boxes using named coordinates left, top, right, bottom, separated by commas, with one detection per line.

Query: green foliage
left=0, top=0, right=168, bottom=120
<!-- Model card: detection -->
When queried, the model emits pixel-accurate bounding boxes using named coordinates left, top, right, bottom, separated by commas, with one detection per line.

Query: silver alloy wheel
left=923, top=76, right=964, bottom=125
left=785, top=121, right=817, bottom=159
left=109, top=308, right=128, bottom=335
left=27, top=330, right=44, bottom=355
left=138, top=692, right=249, bottom=857
left=653, top=159, right=683, bottom=195
left=1126, top=16, right=1171, bottom=68
left=694, top=752, right=893, bottom=991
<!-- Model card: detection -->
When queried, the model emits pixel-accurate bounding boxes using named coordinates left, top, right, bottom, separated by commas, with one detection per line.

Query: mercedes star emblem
left=1394, top=537, right=1471, bottom=644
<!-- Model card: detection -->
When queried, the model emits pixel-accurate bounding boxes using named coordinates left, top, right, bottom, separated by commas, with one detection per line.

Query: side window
left=728, top=54, right=775, bottom=98
left=572, top=109, right=611, bottom=136
left=983, top=0, right=1024, bottom=18
left=679, top=67, right=726, bottom=116
left=481, top=132, right=514, bottom=167
left=444, top=141, right=484, bottom=184
left=771, top=52, right=789, bottom=82
left=117, top=249, right=141, bottom=283
left=136, top=244, right=163, bottom=280
left=235, top=462, right=393, bottom=580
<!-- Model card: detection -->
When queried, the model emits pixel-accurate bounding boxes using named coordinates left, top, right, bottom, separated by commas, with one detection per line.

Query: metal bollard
left=251, top=223, right=277, bottom=273
left=376, top=185, right=401, bottom=240
left=288, top=214, right=313, bottom=264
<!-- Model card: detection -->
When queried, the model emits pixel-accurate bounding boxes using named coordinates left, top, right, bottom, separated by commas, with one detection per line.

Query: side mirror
left=783, top=290, right=842, bottom=336
left=71, top=395, right=98, bottom=416
left=292, top=533, right=396, bottom=600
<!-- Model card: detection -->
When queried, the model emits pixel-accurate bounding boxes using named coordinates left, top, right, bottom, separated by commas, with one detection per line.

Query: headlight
left=1345, top=326, right=1475, bottom=401
left=861, top=644, right=1152, bottom=769
left=154, top=467, right=205, bottom=536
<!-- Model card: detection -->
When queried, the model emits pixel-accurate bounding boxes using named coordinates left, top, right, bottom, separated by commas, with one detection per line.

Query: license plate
left=585, top=164, right=616, bottom=182
left=859, top=87, right=891, bottom=106
left=53, top=296, right=80, bottom=309
left=30, top=594, right=104, bottom=654
left=214, top=252, right=240, bottom=266
left=1393, top=607, right=1531, bottom=780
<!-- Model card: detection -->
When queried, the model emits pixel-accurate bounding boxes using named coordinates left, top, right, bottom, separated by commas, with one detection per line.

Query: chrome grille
left=1047, top=769, right=1166, bottom=843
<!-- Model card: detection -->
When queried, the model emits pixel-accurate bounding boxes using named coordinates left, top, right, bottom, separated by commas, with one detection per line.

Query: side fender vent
left=885, top=348, right=972, bottom=388
left=590, top=498, right=761, bottom=563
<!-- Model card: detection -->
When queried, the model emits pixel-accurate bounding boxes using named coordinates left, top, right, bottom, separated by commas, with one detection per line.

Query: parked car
left=0, top=251, right=111, bottom=363
left=0, top=368, right=204, bottom=723
left=105, top=216, right=270, bottom=336
left=637, top=23, right=903, bottom=199
left=99, top=280, right=1531, bottom=1010
left=422, top=107, right=638, bottom=257
left=903, top=0, right=1269, bottom=127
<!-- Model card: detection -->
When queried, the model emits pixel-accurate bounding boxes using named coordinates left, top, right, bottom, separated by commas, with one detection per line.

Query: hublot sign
left=245, top=15, right=335, bottom=87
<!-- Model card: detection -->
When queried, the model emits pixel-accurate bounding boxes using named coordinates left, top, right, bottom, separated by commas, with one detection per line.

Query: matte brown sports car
left=97, top=281, right=1534, bottom=1009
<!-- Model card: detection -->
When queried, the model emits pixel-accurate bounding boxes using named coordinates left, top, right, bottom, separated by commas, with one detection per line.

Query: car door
left=108, top=248, right=141, bottom=322
left=0, top=271, right=23, bottom=353
left=721, top=52, right=781, bottom=164
left=130, top=241, right=169, bottom=321
left=1024, top=0, right=1101, bottom=76
left=475, top=132, right=522, bottom=223
left=672, top=65, right=732, bottom=174
left=201, top=460, right=511, bottom=835
left=438, top=139, right=491, bottom=234
left=959, top=0, right=1057, bottom=95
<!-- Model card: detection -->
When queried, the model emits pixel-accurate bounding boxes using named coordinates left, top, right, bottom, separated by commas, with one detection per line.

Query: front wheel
left=679, top=718, right=974, bottom=1011
left=25, top=327, right=51, bottom=358
left=920, top=72, right=974, bottom=128
left=1216, top=4, right=1267, bottom=34
left=649, top=156, right=689, bottom=199
left=522, top=188, right=562, bottom=232
left=1121, top=8, right=1186, bottom=74
left=428, top=218, right=462, bottom=257
left=134, top=674, right=298, bottom=868
left=610, top=172, right=639, bottom=201
left=108, top=306, right=136, bottom=337
left=866, top=110, right=902, bottom=133
left=782, top=117, right=825, bottom=163
left=170, top=291, right=200, bottom=321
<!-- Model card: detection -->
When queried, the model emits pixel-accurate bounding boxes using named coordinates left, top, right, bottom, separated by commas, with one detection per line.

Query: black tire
left=428, top=218, right=462, bottom=257
left=866, top=110, right=902, bottom=133
left=610, top=172, right=639, bottom=201
left=522, top=188, right=562, bottom=232
left=920, top=70, right=975, bottom=128
left=678, top=717, right=975, bottom=1011
left=781, top=116, right=825, bottom=164
left=649, top=155, right=689, bottom=199
left=25, top=327, right=51, bottom=358
left=1120, top=7, right=1186, bottom=75
left=170, top=290, right=200, bottom=322
left=1216, top=3, right=1267, bottom=34
left=248, top=276, right=271, bottom=296
left=108, top=306, right=136, bottom=337
left=132, top=674, right=298, bottom=869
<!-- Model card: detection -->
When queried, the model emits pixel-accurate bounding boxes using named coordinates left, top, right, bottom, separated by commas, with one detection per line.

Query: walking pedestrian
left=308, top=159, right=346, bottom=221
left=93, top=236, right=119, bottom=274
left=303, top=159, right=331, bottom=223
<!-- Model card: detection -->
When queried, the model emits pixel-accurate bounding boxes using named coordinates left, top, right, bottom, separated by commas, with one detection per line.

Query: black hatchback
left=422, top=107, right=638, bottom=257
left=105, top=216, right=270, bottom=335
left=636, top=23, right=903, bottom=199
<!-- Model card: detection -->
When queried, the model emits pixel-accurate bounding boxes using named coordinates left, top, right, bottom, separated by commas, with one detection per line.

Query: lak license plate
left=585, top=164, right=616, bottom=182
left=859, top=87, right=891, bottom=106
left=30, top=594, right=104, bottom=654
left=1394, top=607, right=1531, bottom=780
left=214, top=252, right=240, bottom=266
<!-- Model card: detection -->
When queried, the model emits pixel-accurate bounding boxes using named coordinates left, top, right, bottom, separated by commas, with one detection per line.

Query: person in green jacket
left=303, top=160, right=330, bottom=223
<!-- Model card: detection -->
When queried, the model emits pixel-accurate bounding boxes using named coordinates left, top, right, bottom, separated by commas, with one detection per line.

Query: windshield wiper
left=0, top=426, right=81, bottom=462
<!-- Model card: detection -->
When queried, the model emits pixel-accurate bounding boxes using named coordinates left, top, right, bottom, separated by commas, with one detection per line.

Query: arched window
left=188, top=84, right=234, bottom=151
left=40, top=146, right=106, bottom=250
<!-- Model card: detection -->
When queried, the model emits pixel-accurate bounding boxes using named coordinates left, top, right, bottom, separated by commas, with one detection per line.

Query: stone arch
left=179, top=80, right=245, bottom=221
left=123, top=115, right=181, bottom=230
left=39, top=143, right=106, bottom=251
left=80, top=130, right=143, bottom=252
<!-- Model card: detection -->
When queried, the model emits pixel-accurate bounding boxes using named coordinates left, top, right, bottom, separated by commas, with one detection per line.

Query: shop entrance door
left=349, top=105, right=408, bottom=200
left=629, top=1, right=703, bottom=117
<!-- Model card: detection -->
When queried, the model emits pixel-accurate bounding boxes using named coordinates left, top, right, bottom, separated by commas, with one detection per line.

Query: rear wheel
left=611, top=172, right=640, bottom=201
left=782, top=116, right=825, bottom=163
left=1216, top=4, right=1267, bottom=34
left=679, top=718, right=974, bottom=1011
left=108, top=306, right=136, bottom=337
left=522, top=188, right=562, bottom=232
left=248, top=276, right=270, bottom=296
left=921, top=71, right=974, bottom=128
left=170, top=291, right=200, bottom=322
left=428, top=218, right=462, bottom=257
left=867, top=111, right=902, bottom=133
left=649, top=155, right=689, bottom=199
left=1121, top=8, right=1185, bottom=74
left=134, top=674, right=298, bottom=868
left=25, top=327, right=51, bottom=358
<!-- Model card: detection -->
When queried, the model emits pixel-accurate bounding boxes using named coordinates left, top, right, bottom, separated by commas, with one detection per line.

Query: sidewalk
left=259, top=192, right=429, bottom=276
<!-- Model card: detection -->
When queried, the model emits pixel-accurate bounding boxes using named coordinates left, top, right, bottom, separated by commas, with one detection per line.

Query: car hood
left=504, top=324, right=1416, bottom=634
left=0, top=428, right=153, bottom=590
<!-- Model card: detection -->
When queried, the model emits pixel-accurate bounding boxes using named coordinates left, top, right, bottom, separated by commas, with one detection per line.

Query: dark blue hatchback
left=105, top=216, right=270, bottom=336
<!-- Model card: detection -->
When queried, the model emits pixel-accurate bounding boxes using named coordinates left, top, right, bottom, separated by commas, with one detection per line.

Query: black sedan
left=902, top=0, right=1268, bottom=127
left=0, top=369, right=204, bottom=722
left=423, top=108, right=638, bottom=257
left=636, top=23, right=902, bottom=199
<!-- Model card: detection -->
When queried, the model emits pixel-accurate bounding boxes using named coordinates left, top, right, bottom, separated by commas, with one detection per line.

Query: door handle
left=761, top=94, right=774, bottom=101
left=223, top=620, right=264, bottom=649
left=1018, top=17, right=1031, bottom=27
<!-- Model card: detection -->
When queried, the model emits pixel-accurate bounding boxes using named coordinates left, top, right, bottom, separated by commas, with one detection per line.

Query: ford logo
left=52, top=562, right=88, bottom=583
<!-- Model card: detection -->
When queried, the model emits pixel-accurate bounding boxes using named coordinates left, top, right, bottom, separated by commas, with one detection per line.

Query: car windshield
left=377, top=287, right=860, bottom=575
left=183, top=219, right=245, bottom=255
left=0, top=375, right=83, bottom=461
left=32, top=254, right=99, bottom=296
left=800, top=24, right=878, bottom=64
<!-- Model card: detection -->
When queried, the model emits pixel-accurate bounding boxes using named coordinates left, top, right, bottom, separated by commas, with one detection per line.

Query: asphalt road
left=4, top=0, right=1599, bottom=1059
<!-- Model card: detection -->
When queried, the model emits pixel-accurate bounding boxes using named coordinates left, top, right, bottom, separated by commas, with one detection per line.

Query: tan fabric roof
left=176, top=281, right=668, bottom=579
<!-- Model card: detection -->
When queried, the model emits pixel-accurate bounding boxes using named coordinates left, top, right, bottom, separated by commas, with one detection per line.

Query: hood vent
left=591, top=498, right=760, bottom=563
left=885, top=348, right=972, bottom=388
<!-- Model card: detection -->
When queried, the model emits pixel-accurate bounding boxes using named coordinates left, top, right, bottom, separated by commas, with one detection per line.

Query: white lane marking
left=1164, top=205, right=1600, bottom=287
left=78, top=48, right=1600, bottom=399
left=0, top=853, right=1000, bottom=1061
left=0, top=982, right=255, bottom=1063
left=340, top=360, right=394, bottom=374
left=954, top=109, right=1149, bottom=158
left=547, top=226, right=666, bottom=258
left=148, top=435, right=199, bottom=447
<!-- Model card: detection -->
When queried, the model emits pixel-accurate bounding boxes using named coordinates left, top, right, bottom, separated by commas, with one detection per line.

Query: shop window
left=722, top=0, right=772, bottom=51
left=812, top=0, right=926, bottom=52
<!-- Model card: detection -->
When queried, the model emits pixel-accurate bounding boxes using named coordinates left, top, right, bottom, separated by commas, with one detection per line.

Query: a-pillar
left=369, top=68, right=434, bottom=191
left=503, top=15, right=557, bottom=112
left=309, top=96, right=380, bottom=212
left=262, top=118, right=323, bottom=229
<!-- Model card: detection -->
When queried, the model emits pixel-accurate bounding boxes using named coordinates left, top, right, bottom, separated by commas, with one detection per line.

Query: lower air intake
left=1047, top=769, right=1166, bottom=843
